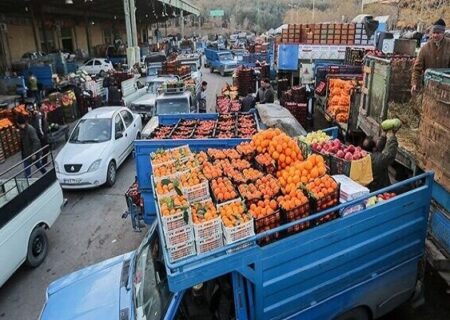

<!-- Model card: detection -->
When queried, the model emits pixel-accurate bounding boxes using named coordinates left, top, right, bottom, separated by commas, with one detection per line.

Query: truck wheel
left=106, top=161, right=116, bottom=187
left=25, top=227, right=49, bottom=268
left=334, top=307, right=370, bottom=320
left=220, top=67, right=225, bottom=76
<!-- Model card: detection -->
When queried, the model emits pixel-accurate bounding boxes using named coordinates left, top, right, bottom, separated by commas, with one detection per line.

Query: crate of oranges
left=255, top=153, right=277, bottom=175
left=210, top=177, right=239, bottom=204
left=152, top=156, right=197, bottom=183
left=236, top=141, right=256, bottom=162
left=154, top=177, right=181, bottom=199
left=304, top=175, right=340, bottom=213
left=179, top=169, right=210, bottom=202
left=158, top=194, right=192, bottom=232
left=150, top=145, right=191, bottom=167
left=248, top=199, right=282, bottom=245
left=191, top=199, right=222, bottom=240
left=238, top=183, right=263, bottom=206
left=278, top=189, right=311, bottom=235
left=217, top=199, right=254, bottom=244
left=167, top=240, right=196, bottom=263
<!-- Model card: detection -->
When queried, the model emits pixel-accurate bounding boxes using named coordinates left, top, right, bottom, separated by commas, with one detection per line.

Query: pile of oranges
left=159, top=194, right=189, bottom=217
left=238, top=183, right=263, bottom=201
left=152, top=146, right=191, bottom=165
left=277, top=154, right=327, bottom=194
left=202, top=162, right=222, bottom=180
left=277, top=190, right=309, bottom=211
left=219, top=200, right=250, bottom=228
left=155, top=179, right=178, bottom=196
left=211, top=177, right=238, bottom=203
left=255, top=175, right=280, bottom=199
left=305, top=175, right=338, bottom=199
left=180, top=169, right=206, bottom=188
left=252, top=128, right=304, bottom=170
left=191, top=200, right=218, bottom=224
left=249, top=199, right=278, bottom=219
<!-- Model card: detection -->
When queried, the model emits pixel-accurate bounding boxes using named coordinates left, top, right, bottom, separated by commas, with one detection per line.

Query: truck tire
left=334, top=307, right=370, bottom=320
left=106, top=161, right=117, bottom=187
left=25, top=227, right=49, bottom=268
left=220, top=67, right=225, bottom=76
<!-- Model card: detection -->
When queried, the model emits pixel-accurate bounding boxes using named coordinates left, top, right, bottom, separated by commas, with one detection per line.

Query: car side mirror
left=115, top=132, right=123, bottom=139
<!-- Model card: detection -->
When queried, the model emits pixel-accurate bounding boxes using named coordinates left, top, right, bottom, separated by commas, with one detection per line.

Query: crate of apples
left=210, top=177, right=239, bottom=203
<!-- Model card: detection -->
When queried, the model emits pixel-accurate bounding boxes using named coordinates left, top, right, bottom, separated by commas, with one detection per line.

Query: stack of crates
left=0, top=124, right=21, bottom=160
left=354, top=23, right=374, bottom=45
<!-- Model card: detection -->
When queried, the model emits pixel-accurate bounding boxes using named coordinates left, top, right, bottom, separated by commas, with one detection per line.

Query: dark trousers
left=40, top=139, right=49, bottom=165
left=23, top=156, right=46, bottom=178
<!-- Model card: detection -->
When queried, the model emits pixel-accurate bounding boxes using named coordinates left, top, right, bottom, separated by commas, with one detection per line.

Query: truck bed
left=156, top=173, right=433, bottom=319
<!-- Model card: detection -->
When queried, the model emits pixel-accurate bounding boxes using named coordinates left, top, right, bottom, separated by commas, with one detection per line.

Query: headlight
left=54, top=160, right=60, bottom=173
left=88, top=159, right=102, bottom=172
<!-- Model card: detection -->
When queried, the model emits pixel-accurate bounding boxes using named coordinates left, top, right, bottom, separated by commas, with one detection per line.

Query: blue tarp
left=277, top=44, right=299, bottom=71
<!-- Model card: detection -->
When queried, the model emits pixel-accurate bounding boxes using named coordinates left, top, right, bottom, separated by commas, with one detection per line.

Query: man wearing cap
left=411, top=19, right=450, bottom=94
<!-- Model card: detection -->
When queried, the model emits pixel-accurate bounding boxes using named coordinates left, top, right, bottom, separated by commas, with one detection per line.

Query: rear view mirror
left=115, top=132, right=123, bottom=139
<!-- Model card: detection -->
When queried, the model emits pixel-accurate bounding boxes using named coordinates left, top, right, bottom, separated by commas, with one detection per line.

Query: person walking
left=16, top=115, right=46, bottom=178
left=28, top=104, right=50, bottom=166
left=27, top=72, right=40, bottom=103
left=196, top=81, right=208, bottom=113
left=411, top=19, right=450, bottom=94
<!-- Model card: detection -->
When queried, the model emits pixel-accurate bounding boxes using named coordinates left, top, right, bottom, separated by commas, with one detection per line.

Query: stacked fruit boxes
left=354, top=23, right=374, bottom=45
left=0, top=126, right=21, bottom=159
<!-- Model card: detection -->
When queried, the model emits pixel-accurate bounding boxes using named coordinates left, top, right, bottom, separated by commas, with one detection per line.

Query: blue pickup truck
left=39, top=124, right=435, bottom=320
left=204, top=48, right=237, bottom=76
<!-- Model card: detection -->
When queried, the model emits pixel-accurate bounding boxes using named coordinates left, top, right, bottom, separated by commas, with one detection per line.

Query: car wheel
left=25, top=227, right=48, bottom=268
left=106, top=161, right=117, bottom=187
left=220, top=67, right=225, bottom=76
left=99, top=70, right=106, bottom=77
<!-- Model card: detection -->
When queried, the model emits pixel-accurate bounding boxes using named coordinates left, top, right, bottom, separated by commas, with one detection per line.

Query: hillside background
left=171, top=0, right=449, bottom=36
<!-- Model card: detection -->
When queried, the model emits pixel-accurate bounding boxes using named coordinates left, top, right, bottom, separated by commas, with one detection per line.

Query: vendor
left=240, top=91, right=256, bottom=112
left=362, top=129, right=399, bottom=192
left=411, top=19, right=450, bottom=94
left=196, top=81, right=208, bottom=113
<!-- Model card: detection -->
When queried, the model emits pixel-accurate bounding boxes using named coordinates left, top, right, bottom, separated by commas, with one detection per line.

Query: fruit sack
left=312, top=139, right=373, bottom=186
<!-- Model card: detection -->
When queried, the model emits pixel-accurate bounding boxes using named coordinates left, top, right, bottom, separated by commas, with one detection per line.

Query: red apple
left=336, top=150, right=345, bottom=158
left=344, top=152, right=353, bottom=160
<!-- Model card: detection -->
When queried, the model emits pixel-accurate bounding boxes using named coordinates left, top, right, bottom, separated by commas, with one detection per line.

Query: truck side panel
left=254, top=183, right=430, bottom=320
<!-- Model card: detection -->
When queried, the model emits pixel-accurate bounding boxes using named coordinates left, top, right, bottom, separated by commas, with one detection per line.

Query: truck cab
left=204, top=48, right=237, bottom=76
left=129, top=75, right=179, bottom=118
left=155, top=90, right=194, bottom=115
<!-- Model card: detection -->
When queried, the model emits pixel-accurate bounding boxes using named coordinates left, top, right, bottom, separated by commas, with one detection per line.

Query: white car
left=55, top=107, right=142, bottom=189
left=78, top=58, right=114, bottom=75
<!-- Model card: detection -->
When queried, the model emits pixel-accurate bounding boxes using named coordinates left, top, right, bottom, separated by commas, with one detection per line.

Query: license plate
left=63, top=178, right=82, bottom=184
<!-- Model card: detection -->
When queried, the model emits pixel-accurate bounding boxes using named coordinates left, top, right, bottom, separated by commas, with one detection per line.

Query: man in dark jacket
left=196, top=81, right=208, bottom=113
left=17, top=115, right=46, bottom=177
left=261, top=78, right=275, bottom=104
left=411, top=19, right=450, bottom=93
left=241, top=91, right=256, bottom=112
left=28, top=104, right=49, bottom=165
left=362, top=129, right=398, bottom=192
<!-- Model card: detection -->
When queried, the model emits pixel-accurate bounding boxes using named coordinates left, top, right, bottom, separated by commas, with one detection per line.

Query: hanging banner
left=278, top=44, right=299, bottom=71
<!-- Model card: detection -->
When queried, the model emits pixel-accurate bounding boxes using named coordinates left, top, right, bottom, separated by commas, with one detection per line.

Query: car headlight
left=88, top=159, right=102, bottom=172
left=54, top=160, right=60, bottom=173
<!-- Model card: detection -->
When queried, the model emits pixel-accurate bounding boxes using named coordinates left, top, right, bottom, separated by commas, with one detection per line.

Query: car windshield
left=187, top=63, right=198, bottom=72
left=219, top=53, right=233, bottom=61
left=156, top=98, right=189, bottom=114
left=134, top=232, right=171, bottom=320
left=147, top=81, right=165, bottom=94
left=69, top=118, right=111, bottom=143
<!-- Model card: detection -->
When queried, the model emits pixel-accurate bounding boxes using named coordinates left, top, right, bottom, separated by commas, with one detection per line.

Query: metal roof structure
left=0, top=0, right=199, bottom=23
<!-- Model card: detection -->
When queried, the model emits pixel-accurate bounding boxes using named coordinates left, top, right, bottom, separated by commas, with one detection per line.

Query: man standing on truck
left=196, top=81, right=208, bottom=113
left=27, top=104, right=49, bottom=166
left=362, top=129, right=399, bottom=192
left=17, top=115, right=46, bottom=178
left=411, top=19, right=450, bottom=94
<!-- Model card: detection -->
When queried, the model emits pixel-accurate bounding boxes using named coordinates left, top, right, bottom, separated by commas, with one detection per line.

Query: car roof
left=158, top=91, right=191, bottom=99
left=81, top=107, right=124, bottom=119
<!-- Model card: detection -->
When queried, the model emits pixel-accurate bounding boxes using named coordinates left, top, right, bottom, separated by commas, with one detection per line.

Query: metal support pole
left=123, top=0, right=133, bottom=47
left=84, top=15, right=92, bottom=57
left=129, top=0, right=138, bottom=47
left=180, top=10, right=184, bottom=38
